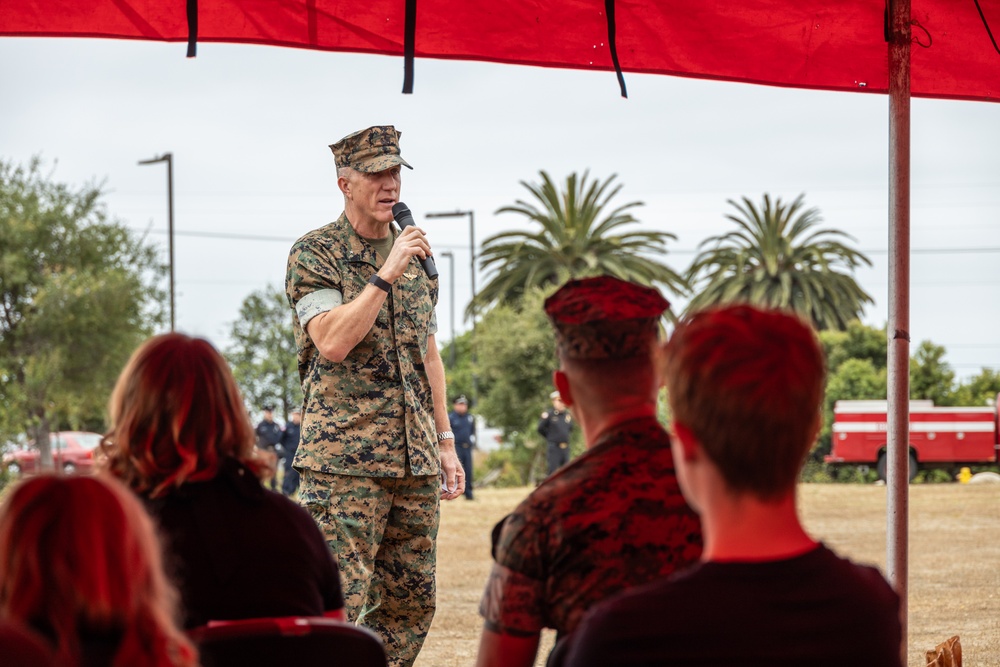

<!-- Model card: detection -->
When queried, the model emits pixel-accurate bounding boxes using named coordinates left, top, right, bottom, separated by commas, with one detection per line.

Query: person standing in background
left=538, top=391, right=573, bottom=475
left=449, top=396, right=476, bottom=500
left=281, top=409, right=302, bottom=497
left=255, top=404, right=283, bottom=491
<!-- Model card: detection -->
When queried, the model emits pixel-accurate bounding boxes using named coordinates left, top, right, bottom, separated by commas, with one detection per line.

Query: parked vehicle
left=825, top=395, right=1000, bottom=481
left=3, top=431, right=103, bottom=475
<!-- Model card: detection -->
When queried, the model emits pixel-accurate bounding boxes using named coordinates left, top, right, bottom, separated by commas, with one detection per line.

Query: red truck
left=825, top=396, right=1000, bottom=481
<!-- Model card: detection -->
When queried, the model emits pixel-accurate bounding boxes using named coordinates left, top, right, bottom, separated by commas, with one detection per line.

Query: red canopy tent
left=2, top=1, right=998, bottom=101
left=5, top=2, right=1000, bottom=657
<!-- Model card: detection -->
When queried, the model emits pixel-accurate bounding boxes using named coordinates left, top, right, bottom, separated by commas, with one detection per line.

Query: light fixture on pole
left=138, top=153, right=175, bottom=332
left=425, top=209, right=477, bottom=405
left=424, top=210, right=476, bottom=314
left=439, top=251, right=456, bottom=368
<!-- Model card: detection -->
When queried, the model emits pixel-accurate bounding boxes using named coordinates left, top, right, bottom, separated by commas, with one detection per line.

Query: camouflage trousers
left=299, top=469, right=440, bottom=667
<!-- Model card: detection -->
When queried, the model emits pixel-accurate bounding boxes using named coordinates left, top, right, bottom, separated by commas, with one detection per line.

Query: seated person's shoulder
left=818, top=545, right=900, bottom=611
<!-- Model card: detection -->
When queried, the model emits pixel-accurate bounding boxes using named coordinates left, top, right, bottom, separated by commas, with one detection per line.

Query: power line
left=129, top=227, right=1000, bottom=257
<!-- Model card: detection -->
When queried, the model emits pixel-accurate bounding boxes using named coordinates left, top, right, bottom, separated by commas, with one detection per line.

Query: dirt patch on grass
left=416, top=484, right=1000, bottom=667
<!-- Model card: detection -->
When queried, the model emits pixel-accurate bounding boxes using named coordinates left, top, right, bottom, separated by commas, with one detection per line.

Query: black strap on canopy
left=186, top=0, right=198, bottom=57
left=605, top=0, right=628, bottom=98
left=402, top=0, right=417, bottom=93
left=973, top=0, right=1000, bottom=56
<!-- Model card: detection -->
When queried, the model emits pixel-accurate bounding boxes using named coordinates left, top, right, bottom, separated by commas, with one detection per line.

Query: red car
left=4, top=431, right=103, bottom=475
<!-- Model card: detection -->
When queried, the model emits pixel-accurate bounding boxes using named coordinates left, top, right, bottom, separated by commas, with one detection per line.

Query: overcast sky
left=2, top=37, right=998, bottom=383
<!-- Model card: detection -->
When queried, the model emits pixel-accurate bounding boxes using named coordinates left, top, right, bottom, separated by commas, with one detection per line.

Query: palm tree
left=686, top=194, right=873, bottom=330
left=470, top=170, right=687, bottom=317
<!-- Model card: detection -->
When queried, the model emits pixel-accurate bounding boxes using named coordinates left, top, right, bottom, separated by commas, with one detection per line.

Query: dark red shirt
left=479, top=416, right=702, bottom=638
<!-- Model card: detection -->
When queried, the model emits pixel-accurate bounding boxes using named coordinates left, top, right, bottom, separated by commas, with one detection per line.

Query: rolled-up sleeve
left=296, top=289, right=344, bottom=328
left=287, top=238, right=342, bottom=327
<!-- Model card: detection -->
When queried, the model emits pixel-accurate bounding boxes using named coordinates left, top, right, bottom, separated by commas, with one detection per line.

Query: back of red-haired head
left=661, top=304, right=826, bottom=499
left=0, top=474, right=196, bottom=666
left=103, top=332, right=257, bottom=498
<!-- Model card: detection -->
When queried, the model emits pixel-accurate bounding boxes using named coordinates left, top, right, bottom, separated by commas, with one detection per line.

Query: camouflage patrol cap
left=330, top=125, right=413, bottom=173
left=544, top=275, right=670, bottom=360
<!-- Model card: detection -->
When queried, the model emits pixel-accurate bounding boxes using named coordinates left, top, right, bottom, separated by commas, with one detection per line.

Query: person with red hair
left=101, top=332, right=345, bottom=628
left=0, top=474, right=197, bottom=666
left=565, top=305, right=902, bottom=667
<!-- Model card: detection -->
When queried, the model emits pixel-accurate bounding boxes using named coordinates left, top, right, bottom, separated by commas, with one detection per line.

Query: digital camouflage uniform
left=479, top=415, right=703, bottom=642
left=285, top=125, right=441, bottom=667
left=479, top=275, right=703, bottom=662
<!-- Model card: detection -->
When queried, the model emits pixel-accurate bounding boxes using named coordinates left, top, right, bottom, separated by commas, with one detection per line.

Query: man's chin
left=374, top=206, right=396, bottom=224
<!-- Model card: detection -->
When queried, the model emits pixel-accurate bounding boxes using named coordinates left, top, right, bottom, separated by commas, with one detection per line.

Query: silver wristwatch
left=436, top=431, right=455, bottom=442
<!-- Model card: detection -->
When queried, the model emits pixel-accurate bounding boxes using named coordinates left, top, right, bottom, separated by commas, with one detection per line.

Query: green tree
left=473, top=288, right=583, bottom=483
left=0, top=157, right=164, bottom=467
left=804, top=357, right=887, bottom=483
left=225, top=285, right=301, bottom=420
left=952, top=368, right=1000, bottom=407
left=442, top=330, right=476, bottom=403
left=820, top=320, right=888, bottom=374
left=909, top=340, right=956, bottom=406
left=817, top=323, right=890, bottom=459
left=686, top=194, right=873, bottom=330
left=471, top=171, right=687, bottom=317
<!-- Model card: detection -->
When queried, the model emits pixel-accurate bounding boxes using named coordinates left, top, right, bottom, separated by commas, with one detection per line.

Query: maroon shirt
left=479, top=416, right=702, bottom=638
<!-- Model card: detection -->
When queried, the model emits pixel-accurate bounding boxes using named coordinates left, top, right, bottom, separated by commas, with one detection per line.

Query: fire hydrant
left=957, top=467, right=972, bottom=484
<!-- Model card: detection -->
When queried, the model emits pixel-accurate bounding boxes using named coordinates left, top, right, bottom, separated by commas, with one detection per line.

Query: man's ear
left=670, top=421, right=701, bottom=462
left=337, top=174, right=351, bottom=198
left=553, top=370, right=573, bottom=407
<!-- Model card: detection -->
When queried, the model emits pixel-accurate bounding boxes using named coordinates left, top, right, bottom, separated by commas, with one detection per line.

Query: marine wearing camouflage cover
left=285, top=212, right=440, bottom=477
left=330, top=125, right=413, bottom=173
left=289, top=124, right=445, bottom=667
left=286, top=208, right=442, bottom=667
left=544, top=275, right=670, bottom=360
left=479, top=416, right=703, bottom=639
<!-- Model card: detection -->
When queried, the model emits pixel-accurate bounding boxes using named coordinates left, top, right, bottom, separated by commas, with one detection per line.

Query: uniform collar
left=339, top=211, right=395, bottom=266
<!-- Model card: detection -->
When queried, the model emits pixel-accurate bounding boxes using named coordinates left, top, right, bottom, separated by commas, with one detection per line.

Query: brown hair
left=661, top=304, right=826, bottom=499
left=0, top=474, right=197, bottom=667
left=102, top=332, right=259, bottom=498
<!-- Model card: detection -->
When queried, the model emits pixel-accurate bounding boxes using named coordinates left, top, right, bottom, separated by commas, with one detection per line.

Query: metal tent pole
left=887, top=0, right=911, bottom=661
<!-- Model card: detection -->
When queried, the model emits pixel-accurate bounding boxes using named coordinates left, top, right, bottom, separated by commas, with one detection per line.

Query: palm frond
left=685, top=193, right=873, bottom=330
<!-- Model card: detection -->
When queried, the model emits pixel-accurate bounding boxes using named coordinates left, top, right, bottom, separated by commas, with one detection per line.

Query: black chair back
left=190, top=616, right=387, bottom=667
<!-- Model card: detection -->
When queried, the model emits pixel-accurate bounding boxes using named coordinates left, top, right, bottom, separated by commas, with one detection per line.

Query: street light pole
left=440, top=251, right=456, bottom=368
left=138, top=153, right=175, bottom=332
left=425, top=210, right=476, bottom=311
left=425, top=210, right=477, bottom=406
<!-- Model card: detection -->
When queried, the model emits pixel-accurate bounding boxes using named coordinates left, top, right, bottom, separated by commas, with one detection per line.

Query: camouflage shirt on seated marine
left=479, top=415, right=703, bottom=639
left=285, top=212, right=440, bottom=478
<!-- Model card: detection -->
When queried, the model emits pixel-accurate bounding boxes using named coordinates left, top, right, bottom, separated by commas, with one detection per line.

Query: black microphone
left=392, top=202, right=438, bottom=279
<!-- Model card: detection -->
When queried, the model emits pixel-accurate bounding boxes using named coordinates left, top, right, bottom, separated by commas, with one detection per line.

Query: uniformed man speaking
left=538, top=390, right=574, bottom=474
left=285, top=125, right=463, bottom=667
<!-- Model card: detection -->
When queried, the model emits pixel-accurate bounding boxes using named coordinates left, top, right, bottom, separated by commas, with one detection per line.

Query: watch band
left=436, top=431, right=455, bottom=442
left=369, top=274, right=392, bottom=293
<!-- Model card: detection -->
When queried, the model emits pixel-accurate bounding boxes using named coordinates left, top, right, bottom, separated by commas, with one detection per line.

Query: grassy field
left=415, top=483, right=1000, bottom=667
